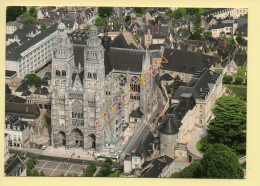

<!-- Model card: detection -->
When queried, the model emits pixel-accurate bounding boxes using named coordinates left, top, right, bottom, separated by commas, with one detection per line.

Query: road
left=121, top=85, right=166, bottom=159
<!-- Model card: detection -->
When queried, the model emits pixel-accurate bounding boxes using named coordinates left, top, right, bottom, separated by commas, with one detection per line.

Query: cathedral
left=51, top=23, right=157, bottom=152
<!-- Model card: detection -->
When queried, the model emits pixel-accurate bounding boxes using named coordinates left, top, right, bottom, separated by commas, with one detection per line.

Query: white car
left=41, top=145, right=47, bottom=150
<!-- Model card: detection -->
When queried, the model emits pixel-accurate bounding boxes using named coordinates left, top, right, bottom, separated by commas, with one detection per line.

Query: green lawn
left=227, top=86, right=247, bottom=101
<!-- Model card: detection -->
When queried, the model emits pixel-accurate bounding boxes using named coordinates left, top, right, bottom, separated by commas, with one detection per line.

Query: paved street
left=33, top=159, right=88, bottom=176
left=121, top=85, right=166, bottom=158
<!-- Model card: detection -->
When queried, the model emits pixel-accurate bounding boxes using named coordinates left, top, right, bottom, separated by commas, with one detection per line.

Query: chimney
left=228, top=52, right=231, bottom=62
left=26, top=106, right=29, bottom=113
left=145, top=172, right=150, bottom=177
left=162, top=114, right=165, bottom=120
left=162, top=157, right=167, bottom=163
left=186, top=100, right=189, bottom=107
left=157, top=164, right=161, bottom=171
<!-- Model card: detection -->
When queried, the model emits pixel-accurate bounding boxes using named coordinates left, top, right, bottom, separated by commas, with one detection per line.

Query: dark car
left=30, top=143, right=34, bottom=148
left=38, top=144, right=43, bottom=149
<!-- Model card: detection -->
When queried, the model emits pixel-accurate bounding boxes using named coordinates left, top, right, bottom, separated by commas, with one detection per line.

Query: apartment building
left=6, top=23, right=58, bottom=78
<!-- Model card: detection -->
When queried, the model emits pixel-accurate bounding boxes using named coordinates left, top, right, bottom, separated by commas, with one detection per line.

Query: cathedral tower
left=51, top=22, right=75, bottom=148
left=83, top=25, right=106, bottom=149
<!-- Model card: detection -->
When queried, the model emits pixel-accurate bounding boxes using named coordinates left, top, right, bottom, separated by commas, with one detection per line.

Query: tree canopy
left=207, top=96, right=246, bottom=155
left=25, top=74, right=41, bottom=88
left=200, top=143, right=244, bottom=178
left=172, top=8, right=187, bottom=20
left=29, top=7, right=37, bottom=18
left=24, top=16, right=36, bottom=26
left=40, top=23, right=47, bottom=31
left=189, top=12, right=202, bottom=40
left=98, top=7, right=114, bottom=18
left=6, top=6, right=27, bottom=22
left=223, top=75, right=233, bottom=84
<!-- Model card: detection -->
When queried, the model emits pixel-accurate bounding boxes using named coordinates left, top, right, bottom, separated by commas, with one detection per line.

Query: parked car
left=41, top=145, right=47, bottom=150
left=38, top=144, right=43, bottom=149
left=34, top=144, right=38, bottom=148
left=30, top=143, right=34, bottom=148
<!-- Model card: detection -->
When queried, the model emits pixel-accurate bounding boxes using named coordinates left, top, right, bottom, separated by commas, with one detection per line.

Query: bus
left=97, top=154, right=119, bottom=163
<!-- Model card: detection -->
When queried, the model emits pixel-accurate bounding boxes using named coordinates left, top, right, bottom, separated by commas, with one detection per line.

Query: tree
left=223, top=75, right=233, bottom=84
left=207, top=96, right=246, bottom=155
left=39, top=170, right=45, bottom=176
left=67, top=173, right=72, bottom=177
left=24, top=16, right=36, bottom=26
left=40, top=23, right=47, bottom=31
left=200, top=143, right=244, bottom=178
left=108, top=169, right=121, bottom=177
left=165, top=9, right=173, bottom=18
left=171, top=163, right=201, bottom=178
left=29, top=7, right=37, bottom=18
left=165, top=82, right=173, bottom=94
left=155, top=15, right=162, bottom=24
left=32, top=170, right=39, bottom=176
left=84, top=25, right=91, bottom=30
left=104, top=158, right=113, bottom=165
left=234, top=76, right=244, bottom=85
left=25, top=73, right=41, bottom=88
left=236, top=35, right=245, bottom=44
left=134, top=33, right=140, bottom=41
left=125, top=15, right=131, bottom=23
left=95, top=17, right=107, bottom=26
left=186, top=8, right=200, bottom=16
left=171, top=75, right=182, bottom=92
left=98, top=7, right=113, bottom=18
left=6, top=6, right=27, bottom=22
left=190, top=12, right=202, bottom=40
left=172, top=8, right=186, bottom=20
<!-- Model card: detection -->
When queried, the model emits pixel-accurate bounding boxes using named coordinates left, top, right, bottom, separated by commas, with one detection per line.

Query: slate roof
left=172, top=68, right=221, bottom=100
left=4, top=156, right=25, bottom=176
left=160, top=73, right=174, bottom=81
left=161, top=48, right=218, bottom=74
left=6, top=84, right=11, bottom=94
left=6, top=94, right=26, bottom=104
left=5, top=116, right=29, bottom=131
left=211, top=23, right=233, bottom=29
left=132, top=131, right=157, bottom=157
left=73, top=45, right=85, bottom=67
left=148, top=44, right=164, bottom=50
left=143, top=25, right=169, bottom=37
left=236, top=23, right=247, bottom=37
left=202, top=8, right=233, bottom=16
left=109, top=32, right=136, bottom=49
left=15, top=79, right=33, bottom=92
left=5, top=102, right=40, bottom=119
left=128, top=22, right=141, bottom=32
left=33, top=87, right=49, bottom=95
left=6, top=42, right=20, bottom=55
left=108, top=47, right=146, bottom=72
left=141, top=155, right=174, bottom=177
left=233, top=53, right=247, bottom=67
left=41, top=72, right=51, bottom=86
left=68, top=29, right=89, bottom=44
left=129, top=107, right=144, bottom=118
left=6, top=23, right=58, bottom=61
left=21, top=89, right=32, bottom=96
left=5, top=70, right=17, bottom=78
left=159, top=117, right=179, bottom=135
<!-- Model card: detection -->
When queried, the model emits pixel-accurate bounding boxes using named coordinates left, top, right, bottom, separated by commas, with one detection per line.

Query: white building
left=6, top=21, right=23, bottom=34
left=6, top=23, right=58, bottom=78
left=5, top=116, right=31, bottom=149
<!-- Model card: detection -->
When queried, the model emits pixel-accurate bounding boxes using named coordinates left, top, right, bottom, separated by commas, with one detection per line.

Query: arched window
left=93, top=73, right=97, bottom=79
left=88, top=72, right=92, bottom=79
left=118, top=75, right=126, bottom=86
left=62, top=70, right=66, bottom=76
left=56, top=70, right=60, bottom=76
left=130, top=76, right=140, bottom=100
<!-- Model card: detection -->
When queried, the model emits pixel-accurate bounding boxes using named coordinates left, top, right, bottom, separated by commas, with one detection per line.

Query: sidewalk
left=43, top=146, right=97, bottom=161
